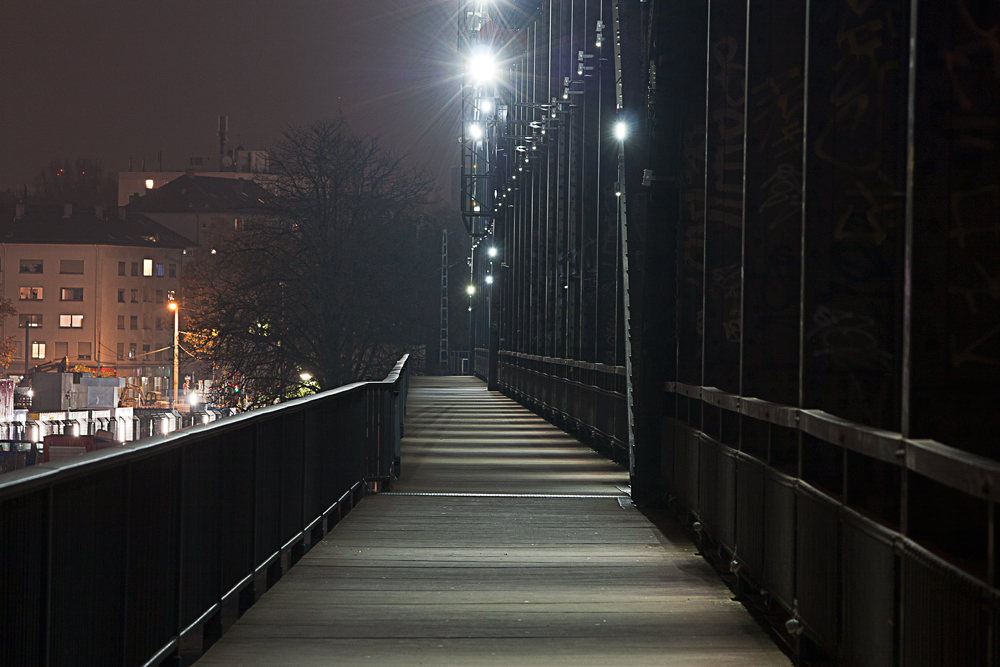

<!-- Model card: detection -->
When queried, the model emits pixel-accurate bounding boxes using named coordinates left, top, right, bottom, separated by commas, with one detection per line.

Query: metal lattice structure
left=439, top=229, right=449, bottom=372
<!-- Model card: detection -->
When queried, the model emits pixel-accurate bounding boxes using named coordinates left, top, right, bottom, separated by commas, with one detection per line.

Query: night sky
left=0, top=0, right=461, bottom=198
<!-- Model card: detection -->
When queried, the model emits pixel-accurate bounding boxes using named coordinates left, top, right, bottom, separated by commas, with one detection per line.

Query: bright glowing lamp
left=466, top=285, right=476, bottom=296
left=488, top=247, right=498, bottom=258
left=614, top=121, right=628, bottom=141
left=468, top=123, right=484, bottom=140
left=480, top=98, right=494, bottom=114
left=467, top=48, right=497, bottom=84
left=145, top=179, right=154, bottom=189
left=485, top=275, right=494, bottom=284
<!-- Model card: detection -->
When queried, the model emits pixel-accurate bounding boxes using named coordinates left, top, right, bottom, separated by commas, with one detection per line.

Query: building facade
left=0, top=204, right=192, bottom=398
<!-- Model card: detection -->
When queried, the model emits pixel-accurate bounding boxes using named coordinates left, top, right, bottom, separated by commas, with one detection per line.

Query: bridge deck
left=199, top=377, right=789, bottom=666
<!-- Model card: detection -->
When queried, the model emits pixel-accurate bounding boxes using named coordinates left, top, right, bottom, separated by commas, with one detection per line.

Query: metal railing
left=0, top=354, right=409, bottom=667
left=664, top=381, right=1000, bottom=664
left=497, top=351, right=628, bottom=463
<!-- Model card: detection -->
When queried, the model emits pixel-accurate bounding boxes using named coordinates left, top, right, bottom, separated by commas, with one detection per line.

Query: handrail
left=666, top=380, right=1000, bottom=503
left=0, top=354, right=411, bottom=666
left=499, top=349, right=627, bottom=375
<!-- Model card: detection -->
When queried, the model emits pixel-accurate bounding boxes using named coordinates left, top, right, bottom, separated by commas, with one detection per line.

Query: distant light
left=596, top=40, right=602, bottom=47
left=466, top=285, right=476, bottom=296
left=145, top=179, right=154, bottom=189
left=487, top=247, right=498, bottom=258
left=26, top=389, right=33, bottom=398
left=467, top=48, right=497, bottom=84
left=480, top=98, right=494, bottom=114
left=485, top=275, right=494, bottom=284
left=614, top=121, right=628, bottom=141
left=188, top=391, right=200, bottom=406
left=468, top=123, right=484, bottom=140
left=167, top=301, right=178, bottom=311
left=300, top=372, right=312, bottom=382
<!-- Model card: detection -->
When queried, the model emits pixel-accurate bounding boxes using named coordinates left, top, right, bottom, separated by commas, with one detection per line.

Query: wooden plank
left=199, top=377, right=789, bottom=666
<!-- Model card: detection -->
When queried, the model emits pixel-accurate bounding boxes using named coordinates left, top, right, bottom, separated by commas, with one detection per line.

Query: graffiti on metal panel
left=815, top=1, right=902, bottom=248
left=806, top=304, right=892, bottom=370
left=712, top=262, right=742, bottom=342
left=708, top=36, right=746, bottom=230
left=759, top=163, right=802, bottom=230
left=750, top=67, right=804, bottom=159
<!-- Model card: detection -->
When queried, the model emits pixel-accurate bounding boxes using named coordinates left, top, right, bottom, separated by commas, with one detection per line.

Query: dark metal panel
left=675, top=2, right=709, bottom=389
left=220, top=428, right=255, bottom=595
left=735, top=453, right=765, bottom=581
left=841, top=507, right=895, bottom=667
left=900, top=538, right=990, bottom=666
left=702, top=0, right=747, bottom=396
left=0, top=491, right=46, bottom=667
left=716, top=443, right=737, bottom=551
left=254, top=420, right=283, bottom=564
left=280, top=412, right=305, bottom=545
left=741, top=0, right=806, bottom=407
left=180, top=438, right=222, bottom=629
left=50, top=470, right=127, bottom=667
left=124, top=451, right=181, bottom=666
left=796, top=482, right=840, bottom=655
left=801, top=0, right=910, bottom=430
left=909, top=0, right=1000, bottom=459
left=763, top=467, right=795, bottom=611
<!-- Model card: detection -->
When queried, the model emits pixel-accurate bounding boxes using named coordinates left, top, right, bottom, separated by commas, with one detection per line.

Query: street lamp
left=167, top=300, right=179, bottom=408
left=614, top=121, right=628, bottom=141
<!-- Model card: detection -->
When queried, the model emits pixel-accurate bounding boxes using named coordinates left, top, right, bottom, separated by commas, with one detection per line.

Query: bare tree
left=185, top=117, right=437, bottom=407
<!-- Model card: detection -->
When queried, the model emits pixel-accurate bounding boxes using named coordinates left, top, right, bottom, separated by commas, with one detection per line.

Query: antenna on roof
left=219, top=116, right=229, bottom=170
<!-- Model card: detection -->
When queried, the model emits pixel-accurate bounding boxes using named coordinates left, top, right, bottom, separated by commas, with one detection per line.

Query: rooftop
left=0, top=204, right=194, bottom=248
left=125, top=174, right=273, bottom=214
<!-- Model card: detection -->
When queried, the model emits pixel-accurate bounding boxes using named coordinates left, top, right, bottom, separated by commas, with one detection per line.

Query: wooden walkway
left=199, top=377, right=789, bottom=666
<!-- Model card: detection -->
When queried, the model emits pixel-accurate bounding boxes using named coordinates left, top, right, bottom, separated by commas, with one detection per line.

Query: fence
left=664, top=381, right=1000, bottom=664
left=498, top=351, right=628, bottom=464
left=0, top=354, right=409, bottom=667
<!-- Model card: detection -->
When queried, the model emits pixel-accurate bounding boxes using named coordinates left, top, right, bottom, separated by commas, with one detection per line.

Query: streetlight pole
left=168, top=301, right=179, bottom=408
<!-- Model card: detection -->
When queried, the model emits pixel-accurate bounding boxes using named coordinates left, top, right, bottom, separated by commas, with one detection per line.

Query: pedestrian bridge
left=198, top=376, right=786, bottom=666
left=0, top=360, right=789, bottom=666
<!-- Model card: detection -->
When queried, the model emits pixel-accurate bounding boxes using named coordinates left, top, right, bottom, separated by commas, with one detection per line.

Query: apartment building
left=0, top=204, right=193, bottom=397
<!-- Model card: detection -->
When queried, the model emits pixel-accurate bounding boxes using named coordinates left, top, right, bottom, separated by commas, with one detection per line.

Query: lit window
left=19, top=260, right=43, bottom=274
left=60, top=287, right=83, bottom=301
left=19, top=314, right=42, bottom=328
left=59, top=314, right=83, bottom=328
left=31, top=342, right=45, bottom=359
left=77, top=342, right=92, bottom=360
left=143, top=259, right=153, bottom=276
left=155, top=263, right=164, bottom=277
left=19, top=287, right=42, bottom=301
left=129, top=343, right=137, bottom=360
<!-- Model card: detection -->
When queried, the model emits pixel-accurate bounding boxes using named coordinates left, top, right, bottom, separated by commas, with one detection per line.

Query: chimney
left=95, top=205, right=104, bottom=219
left=63, top=204, right=73, bottom=218
left=15, top=204, right=25, bottom=219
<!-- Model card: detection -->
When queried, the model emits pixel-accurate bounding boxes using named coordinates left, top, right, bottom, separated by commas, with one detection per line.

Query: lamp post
left=167, top=300, right=179, bottom=408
